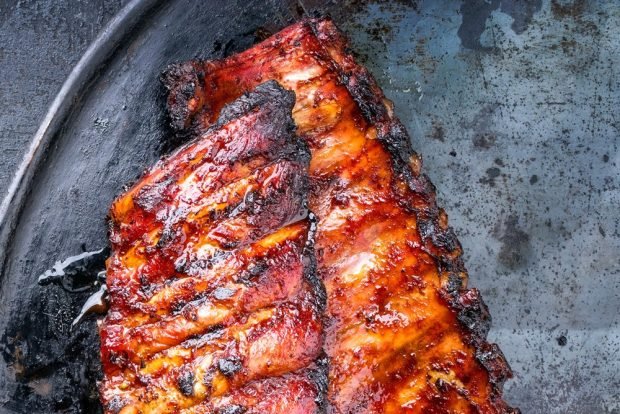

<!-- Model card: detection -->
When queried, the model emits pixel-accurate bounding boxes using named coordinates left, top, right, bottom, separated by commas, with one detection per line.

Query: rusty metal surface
left=0, top=0, right=618, bottom=413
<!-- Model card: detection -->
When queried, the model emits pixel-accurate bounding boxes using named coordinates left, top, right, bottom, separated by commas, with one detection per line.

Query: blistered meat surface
left=99, top=81, right=326, bottom=414
left=163, top=18, right=518, bottom=414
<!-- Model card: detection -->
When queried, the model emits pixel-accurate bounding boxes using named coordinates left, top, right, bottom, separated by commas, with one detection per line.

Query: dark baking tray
left=0, top=0, right=618, bottom=412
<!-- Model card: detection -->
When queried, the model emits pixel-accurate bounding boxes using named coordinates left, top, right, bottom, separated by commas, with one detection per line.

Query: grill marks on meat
left=163, top=18, right=518, bottom=414
left=100, top=82, right=326, bottom=414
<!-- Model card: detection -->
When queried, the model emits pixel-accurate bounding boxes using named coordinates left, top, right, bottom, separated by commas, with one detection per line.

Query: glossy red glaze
left=163, top=19, right=517, bottom=414
left=100, top=83, right=326, bottom=413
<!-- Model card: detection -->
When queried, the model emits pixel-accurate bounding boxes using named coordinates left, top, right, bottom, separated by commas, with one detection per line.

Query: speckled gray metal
left=0, top=0, right=618, bottom=413
left=324, top=1, right=620, bottom=413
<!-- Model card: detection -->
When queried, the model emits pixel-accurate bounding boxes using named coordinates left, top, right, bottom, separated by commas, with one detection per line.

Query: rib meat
left=99, top=81, right=327, bottom=414
left=163, top=18, right=518, bottom=414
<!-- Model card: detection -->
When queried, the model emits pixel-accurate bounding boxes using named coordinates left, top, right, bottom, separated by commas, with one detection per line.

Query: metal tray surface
left=0, top=0, right=618, bottom=413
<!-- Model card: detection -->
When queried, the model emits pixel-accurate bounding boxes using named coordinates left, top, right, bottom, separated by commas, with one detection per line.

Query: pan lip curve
left=0, top=0, right=163, bottom=274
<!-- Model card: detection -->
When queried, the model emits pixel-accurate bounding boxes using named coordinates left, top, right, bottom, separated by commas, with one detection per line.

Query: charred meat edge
left=161, top=18, right=518, bottom=413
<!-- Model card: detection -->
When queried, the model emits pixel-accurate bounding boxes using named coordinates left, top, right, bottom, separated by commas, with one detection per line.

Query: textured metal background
left=0, top=0, right=618, bottom=413
left=0, top=0, right=128, bottom=193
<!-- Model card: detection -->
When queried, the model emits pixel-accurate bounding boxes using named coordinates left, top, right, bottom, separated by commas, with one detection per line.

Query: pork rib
left=163, top=18, right=518, bottom=414
left=99, top=81, right=326, bottom=414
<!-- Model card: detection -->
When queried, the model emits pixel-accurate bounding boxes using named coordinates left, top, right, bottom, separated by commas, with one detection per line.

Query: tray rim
left=0, top=0, right=163, bottom=273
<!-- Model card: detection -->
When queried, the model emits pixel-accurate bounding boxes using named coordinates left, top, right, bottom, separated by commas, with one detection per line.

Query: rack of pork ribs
left=99, top=18, right=518, bottom=414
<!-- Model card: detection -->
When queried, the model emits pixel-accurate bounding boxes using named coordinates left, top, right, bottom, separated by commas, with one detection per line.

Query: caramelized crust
left=163, top=19, right=518, bottom=414
left=100, top=82, right=326, bottom=414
